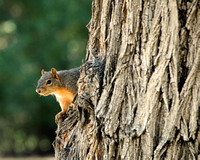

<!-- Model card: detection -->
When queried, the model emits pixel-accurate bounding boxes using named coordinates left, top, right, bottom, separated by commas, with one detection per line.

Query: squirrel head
left=36, top=68, right=62, bottom=96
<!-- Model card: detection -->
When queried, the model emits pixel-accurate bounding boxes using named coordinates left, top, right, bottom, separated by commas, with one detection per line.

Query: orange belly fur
left=53, top=88, right=75, bottom=112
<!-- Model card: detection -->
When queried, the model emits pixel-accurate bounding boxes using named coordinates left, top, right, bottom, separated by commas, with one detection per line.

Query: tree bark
left=53, top=0, right=200, bottom=159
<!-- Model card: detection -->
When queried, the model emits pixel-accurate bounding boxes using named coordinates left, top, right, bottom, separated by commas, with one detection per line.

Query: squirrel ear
left=51, top=68, right=60, bottom=80
left=51, top=68, right=57, bottom=75
left=41, top=69, right=45, bottom=75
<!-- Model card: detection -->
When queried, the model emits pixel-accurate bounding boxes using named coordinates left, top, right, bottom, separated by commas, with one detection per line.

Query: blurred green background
left=0, top=0, right=91, bottom=157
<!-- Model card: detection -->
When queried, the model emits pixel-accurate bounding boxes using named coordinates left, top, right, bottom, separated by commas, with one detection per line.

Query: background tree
left=54, top=0, right=200, bottom=159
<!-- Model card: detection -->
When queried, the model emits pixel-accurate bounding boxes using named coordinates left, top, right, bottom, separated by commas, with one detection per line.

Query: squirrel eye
left=46, top=80, right=51, bottom=85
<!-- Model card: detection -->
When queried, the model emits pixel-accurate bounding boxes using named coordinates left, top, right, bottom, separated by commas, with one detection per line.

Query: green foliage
left=0, top=0, right=91, bottom=156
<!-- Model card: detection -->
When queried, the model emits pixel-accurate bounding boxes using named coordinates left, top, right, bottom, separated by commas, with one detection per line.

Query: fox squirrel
left=36, top=67, right=80, bottom=121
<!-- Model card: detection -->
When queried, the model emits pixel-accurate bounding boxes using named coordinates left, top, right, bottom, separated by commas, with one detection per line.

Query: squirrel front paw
left=55, top=111, right=67, bottom=123
left=55, top=106, right=76, bottom=123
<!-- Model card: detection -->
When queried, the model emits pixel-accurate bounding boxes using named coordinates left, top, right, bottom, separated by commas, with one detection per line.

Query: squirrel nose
left=36, top=89, right=41, bottom=93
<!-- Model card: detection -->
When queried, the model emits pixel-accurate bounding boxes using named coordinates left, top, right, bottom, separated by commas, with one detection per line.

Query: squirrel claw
left=55, top=106, right=75, bottom=123
left=55, top=111, right=67, bottom=123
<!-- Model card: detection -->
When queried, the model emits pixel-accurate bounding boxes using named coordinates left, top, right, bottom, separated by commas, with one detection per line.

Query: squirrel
left=36, top=67, right=80, bottom=121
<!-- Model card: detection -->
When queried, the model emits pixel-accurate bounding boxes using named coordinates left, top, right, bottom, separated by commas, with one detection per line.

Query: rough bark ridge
left=54, top=0, right=200, bottom=159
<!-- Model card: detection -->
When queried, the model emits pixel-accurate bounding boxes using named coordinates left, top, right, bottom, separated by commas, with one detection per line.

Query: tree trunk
left=53, top=0, right=200, bottom=159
